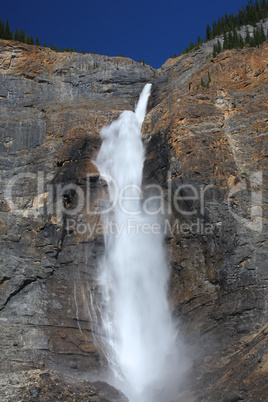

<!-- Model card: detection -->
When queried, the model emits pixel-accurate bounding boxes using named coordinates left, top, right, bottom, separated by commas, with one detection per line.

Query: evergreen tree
left=206, top=24, right=212, bottom=41
left=239, top=6, right=246, bottom=25
left=221, top=16, right=225, bottom=31
left=25, top=34, right=31, bottom=44
left=251, top=28, right=257, bottom=46
left=35, top=35, right=40, bottom=46
left=260, top=0, right=268, bottom=17
left=30, top=35, right=34, bottom=45
left=217, top=39, right=222, bottom=53
left=255, top=26, right=260, bottom=45
left=260, top=24, right=266, bottom=41
left=223, top=32, right=228, bottom=50
left=216, top=16, right=222, bottom=35
left=258, top=1, right=266, bottom=18
left=0, top=19, right=4, bottom=38
left=4, top=20, right=12, bottom=40
left=233, top=28, right=239, bottom=48
left=245, top=27, right=251, bottom=44
left=206, top=71, right=211, bottom=87
left=256, top=0, right=260, bottom=13
left=213, top=43, right=217, bottom=57
left=43, top=41, right=47, bottom=47
left=224, top=12, right=230, bottom=30
left=212, top=21, right=217, bottom=38
left=253, top=24, right=266, bottom=46
left=19, top=29, right=25, bottom=43
left=227, top=31, right=234, bottom=49
left=238, top=34, right=245, bottom=48
left=247, top=0, right=257, bottom=25
left=13, top=29, right=19, bottom=41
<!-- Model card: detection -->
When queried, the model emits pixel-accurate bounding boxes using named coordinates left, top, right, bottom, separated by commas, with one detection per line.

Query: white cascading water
left=94, top=84, right=187, bottom=401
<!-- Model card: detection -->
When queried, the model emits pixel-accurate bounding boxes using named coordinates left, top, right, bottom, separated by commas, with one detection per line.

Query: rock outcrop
left=144, top=42, right=268, bottom=400
left=0, top=38, right=267, bottom=400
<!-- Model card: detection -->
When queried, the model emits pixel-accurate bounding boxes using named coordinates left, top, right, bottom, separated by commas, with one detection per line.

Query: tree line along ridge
left=0, top=19, right=84, bottom=53
left=0, top=0, right=268, bottom=59
left=173, top=0, right=268, bottom=58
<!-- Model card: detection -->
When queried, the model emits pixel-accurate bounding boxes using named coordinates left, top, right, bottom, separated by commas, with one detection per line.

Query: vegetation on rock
left=0, top=18, right=83, bottom=53
left=178, top=0, right=268, bottom=57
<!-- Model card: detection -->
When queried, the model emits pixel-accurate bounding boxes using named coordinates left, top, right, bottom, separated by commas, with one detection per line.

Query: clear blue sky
left=2, top=0, right=246, bottom=68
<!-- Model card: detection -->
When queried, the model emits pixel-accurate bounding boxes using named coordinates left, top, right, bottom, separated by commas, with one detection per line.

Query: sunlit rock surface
left=0, top=38, right=267, bottom=400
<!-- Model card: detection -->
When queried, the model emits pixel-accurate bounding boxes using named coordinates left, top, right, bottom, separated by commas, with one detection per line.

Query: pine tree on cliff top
left=0, top=20, right=3, bottom=38
left=25, top=34, right=31, bottom=45
left=19, top=29, right=25, bottom=43
left=4, top=20, right=12, bottom=40
left=13, top=29, right=19, bottom=41
left=206, top=24, right=212, bottom=41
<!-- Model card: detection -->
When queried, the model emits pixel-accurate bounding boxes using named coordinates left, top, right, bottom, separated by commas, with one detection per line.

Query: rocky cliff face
left=143, top=42, right=268, bottom=400
left=0, top=39, right=267, bottom=401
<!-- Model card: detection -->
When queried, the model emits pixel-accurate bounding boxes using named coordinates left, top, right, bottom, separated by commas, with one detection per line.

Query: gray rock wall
left=0, top=38, right=267, bottom=400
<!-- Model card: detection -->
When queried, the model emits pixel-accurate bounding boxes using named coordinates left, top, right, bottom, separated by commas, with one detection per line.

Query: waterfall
left=94, top=84, right=188, bottom=401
